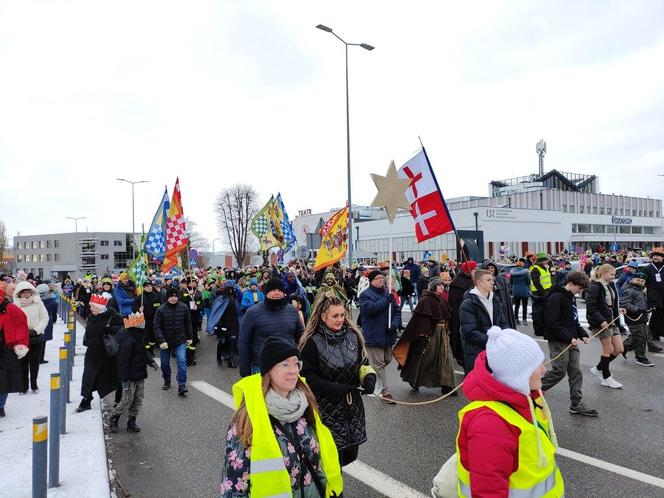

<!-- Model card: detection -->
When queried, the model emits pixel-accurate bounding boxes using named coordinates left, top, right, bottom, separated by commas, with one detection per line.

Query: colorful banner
left=314, top=206, right=348, bottom=271
left=251, top=196, right=280, bottom=251
left=143, top=187, right=169, bottom=262
left=162, top=178, right=188, bottom=273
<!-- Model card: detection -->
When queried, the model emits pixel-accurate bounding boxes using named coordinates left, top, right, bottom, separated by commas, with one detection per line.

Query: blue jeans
left=0, top=392, right=7, bottom=409
left=160, top=343, right=187, bottom=386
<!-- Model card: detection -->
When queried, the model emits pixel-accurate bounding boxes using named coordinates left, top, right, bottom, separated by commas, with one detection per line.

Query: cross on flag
left=398, top=148, right=455, bottom=242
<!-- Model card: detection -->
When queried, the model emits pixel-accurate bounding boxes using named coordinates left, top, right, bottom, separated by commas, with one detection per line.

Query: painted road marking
left=191, top=381, right=428, bottom=498
left=556, top=447, right=664, bottom=490
left=191, top=381, right=664, bottom=492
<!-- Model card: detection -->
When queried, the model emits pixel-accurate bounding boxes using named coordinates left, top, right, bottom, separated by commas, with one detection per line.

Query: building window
left=15, top=242, right=21, bottom=250
left=593, top=206, right=598, bottom=214
left=40, top=254, right=46, bottom=262
left=54, top=254, right=60, bottom=262
left=631, top=226, right=642, bottom=234
left=33, top=254, right=39, bottom=262
left=38, top=241, right=45, bottom=249
left=101, top=240, right=109, bottom=247
left=644, top=227, right=654, bottom=234
left=32, top=241, right=37, bottom=249
left=632, top=210, right=637, bottom=216
left=577, top=224, right=591, bottom=233
left=568, top=205, right=575, bottom=213
left=599, top=207, right=605, bottom=215
left=46, top=254, right=52, bottom=262
left=82, top=256, right=96, bottom=266
left=54, top=240, right=59, bottom=248
left=592, top=225, right=605, bottom=233
left=101, top=254, right=109, bottom=260
left=579, top=206, right=584, bottom=214
left=649, top=210, right=653, bottom=217
left=562, top=204, right=567, bottom=213
left=619, top=226, right=630, bottom=234
left=607, top=225, right=616, bottom=234
left=16, top=255, right=22, bottom=262
left=46, top=240, right=51, bottom=248
left=114, top=240, right=122, bottom=247
left=607, top=208, right=612, bottom=215
left=571, top=224, right=577, bottom=233
left=81, top=242, right=96, bottom=253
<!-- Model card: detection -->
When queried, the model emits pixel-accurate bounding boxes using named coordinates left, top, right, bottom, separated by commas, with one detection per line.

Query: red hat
left=460, top=261, right=478, bottom=273
left=90, top=293, right=109, bottom=307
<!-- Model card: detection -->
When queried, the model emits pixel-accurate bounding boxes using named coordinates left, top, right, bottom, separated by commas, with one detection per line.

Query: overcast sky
left=2, top=1, right=663, bottom=248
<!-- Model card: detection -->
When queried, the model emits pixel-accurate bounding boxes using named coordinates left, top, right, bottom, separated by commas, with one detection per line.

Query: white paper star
left=370, top=160, right=411, bottom=223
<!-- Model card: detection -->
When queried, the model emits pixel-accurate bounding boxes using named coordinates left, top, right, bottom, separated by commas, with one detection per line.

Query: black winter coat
left=620, top=283, right=648, bottom=325
left=543, top=285, right=588, bottom=343
left=81, top=309, right=124, bottom=398
left=133, top=290, right=162, bottom=322
left=153, top=302, right=193, bottom=347
left=238, top=301, right=304, bottom=377
left=585, top=281, right=620, bottom=329
left=448, top=271, right=474, bottom=364
left=458, top=291, right=508, bottom=372
left=116, top=327, right=153, bottom=382
left=644, top=262, right=664, bottom=309
left=300, top=326, right=367, bottom=450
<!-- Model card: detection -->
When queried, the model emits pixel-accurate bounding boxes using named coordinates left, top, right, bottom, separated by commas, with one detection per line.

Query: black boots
left=75, top=397, right=92, bottom=413
left=109, top=414, right=120, bottom=433
left=127, top=416, right=140, bottom=433
left=178, top=385, right=188, bottom=396
left=162, top=380, right=171, bottom=390
left=227, top=356, right=236, bottom=368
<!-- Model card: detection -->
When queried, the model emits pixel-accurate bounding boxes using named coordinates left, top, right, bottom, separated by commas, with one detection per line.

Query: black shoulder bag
left=102, top=315, right=120, bottom=357
left=269, top=416, right=327, bottom=498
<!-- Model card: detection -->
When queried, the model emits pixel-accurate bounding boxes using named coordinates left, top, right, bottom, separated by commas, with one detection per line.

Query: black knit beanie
left=263, top=278, right=285, bottom=295
left=166, top=287, right=179, bottom=298
left=259, top=336, right=300, bottom=375
left=367, top=269, right=383, bottom=283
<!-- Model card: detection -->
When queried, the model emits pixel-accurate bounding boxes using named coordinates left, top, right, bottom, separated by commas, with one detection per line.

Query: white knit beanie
left=486, top=326, right=544, bottom=395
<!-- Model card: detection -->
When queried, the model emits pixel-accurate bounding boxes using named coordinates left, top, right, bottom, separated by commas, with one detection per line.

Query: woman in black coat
left=75, top=294, right=124, bottom=412
left=299, top=292, right=377, bottom=467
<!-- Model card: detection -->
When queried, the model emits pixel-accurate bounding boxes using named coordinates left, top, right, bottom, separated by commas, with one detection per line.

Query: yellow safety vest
left=456, top=400, right=564, bottom=498
left=529, top=265, right=552, bottom=293
left=232, top=374, right=343, bottom=498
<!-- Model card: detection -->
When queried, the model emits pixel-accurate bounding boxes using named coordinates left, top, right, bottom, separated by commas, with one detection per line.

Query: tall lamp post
left=316, top=24, right=374, bottom=267
left=116, top=178, right=149, bottom=262
left=66, top=216, right=86, bottom=276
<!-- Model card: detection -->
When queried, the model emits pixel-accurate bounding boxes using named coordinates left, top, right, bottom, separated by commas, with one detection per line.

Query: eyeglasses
left=277, top=360, right=303, bottom=372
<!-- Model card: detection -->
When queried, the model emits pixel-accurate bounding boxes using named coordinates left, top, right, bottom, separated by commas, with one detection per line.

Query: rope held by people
left=371, top=310, right=648, bottom=407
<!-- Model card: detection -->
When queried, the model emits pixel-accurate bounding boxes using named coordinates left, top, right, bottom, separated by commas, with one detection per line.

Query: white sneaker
left=590, top=367, right=603, bottom=380
left=600, top=376, right=622, bottom=389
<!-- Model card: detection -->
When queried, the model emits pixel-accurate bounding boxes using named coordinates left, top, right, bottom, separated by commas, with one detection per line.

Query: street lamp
left=316, top=23, right=374, bottom=267
left=116, top=178, right=149, bottom=261
left=66, top=216, right=86, bottom=276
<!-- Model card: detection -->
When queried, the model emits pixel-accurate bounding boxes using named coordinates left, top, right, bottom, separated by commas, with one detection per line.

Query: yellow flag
left=314, top=207, right=348, bottom=271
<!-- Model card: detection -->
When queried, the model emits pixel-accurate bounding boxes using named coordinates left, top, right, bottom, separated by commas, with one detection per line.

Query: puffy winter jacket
left=585, top=280, right=620, bottom=329
left=116, top=327, right=153, bottom=382
left=458, top=290, right=507, bottom=372
left=153, top=301, right=193, bottom=347
left=358, top=285, right=398, bottom=347
left=114, top=282, right=136, bottom=316
left=238, top=301, right=304, bottom=377
left=509, top=267, right=531, bottom=299
left=133, top=290, right=162, bottom=322
left=458, top=351, right=558, bottom=498
left=543, top=285, right=588, bottom=343
left=300, top=326, right=367, bottom=449
left=620, top=282, right=648, bottom=325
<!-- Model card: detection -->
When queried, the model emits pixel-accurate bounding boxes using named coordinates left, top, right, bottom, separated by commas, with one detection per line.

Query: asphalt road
left=106, top=305, right=664, bottom=497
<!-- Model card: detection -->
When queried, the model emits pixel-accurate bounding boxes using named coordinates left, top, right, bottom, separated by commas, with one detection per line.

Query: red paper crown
left=90, top=294, right=109, bottom=306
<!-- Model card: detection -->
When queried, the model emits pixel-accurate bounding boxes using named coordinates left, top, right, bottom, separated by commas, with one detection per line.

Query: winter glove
left=186, top=339, right=193, bottom=345
left=13, top=344, right=29, bottom=359
left=122, top=381, right=130, bottom=391
left=361, top=373, right=377, bottom=395
left=159, top=342, right=168, bottom=350
left=148, top=360, right=158, bottom=370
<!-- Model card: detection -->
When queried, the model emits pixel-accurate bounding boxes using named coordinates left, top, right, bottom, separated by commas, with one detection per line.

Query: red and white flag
left=398, top=149, right=455, bottom=242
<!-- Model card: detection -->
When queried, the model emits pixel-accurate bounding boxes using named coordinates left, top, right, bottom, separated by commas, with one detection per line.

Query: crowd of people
left=1, top=244, right=663, bottom=497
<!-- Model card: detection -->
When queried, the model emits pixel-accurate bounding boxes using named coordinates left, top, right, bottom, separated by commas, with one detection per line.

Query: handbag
left=102, top=315, right=120, bottom=357
left=431, top=453, right=458, bottom=498
left=28, top=330, right=44, bottom=346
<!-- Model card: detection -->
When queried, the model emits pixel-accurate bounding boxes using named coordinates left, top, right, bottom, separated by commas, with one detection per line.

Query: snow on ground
left=0, top=318, right=110, bottom=498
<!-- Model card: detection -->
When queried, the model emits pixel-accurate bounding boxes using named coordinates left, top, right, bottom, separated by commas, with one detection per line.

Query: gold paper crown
left=123, top=312, right=145, bottom=329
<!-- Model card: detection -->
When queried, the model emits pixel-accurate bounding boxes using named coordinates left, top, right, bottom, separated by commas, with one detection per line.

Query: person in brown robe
left=393, top=279, right=456, bottom=393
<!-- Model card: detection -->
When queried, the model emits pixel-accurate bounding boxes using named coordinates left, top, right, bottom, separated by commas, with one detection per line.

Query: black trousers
left=21, top=343, right=43, bottom=391
left=513, top=297, right=528, bottom=321
left=650, top=308, right=664, bottom=340
left=339, top=445, right=359, bottom=466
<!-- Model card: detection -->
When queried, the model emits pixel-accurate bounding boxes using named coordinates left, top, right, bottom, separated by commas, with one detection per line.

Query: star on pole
left=370, top=160, right=412, bottom=223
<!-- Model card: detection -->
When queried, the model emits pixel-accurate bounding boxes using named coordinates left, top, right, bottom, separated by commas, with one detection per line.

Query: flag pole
left=417, top=136, right=469, bottom=264
left=388, top=219, right=393, bottom=326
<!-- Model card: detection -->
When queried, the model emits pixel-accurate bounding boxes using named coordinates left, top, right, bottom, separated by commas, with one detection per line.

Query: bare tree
left=215, top=184, right=258, bottom=267
left=184, top=217, right=210, bottom=252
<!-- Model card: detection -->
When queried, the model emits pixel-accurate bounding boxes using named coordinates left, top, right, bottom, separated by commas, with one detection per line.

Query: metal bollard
left=64, top=331, right=73, bottom=380
left=59, top=347, right=69, bottom=431
left=32, top=415, right=48, bottom=498
left=48, top=374, right=60, bottom=488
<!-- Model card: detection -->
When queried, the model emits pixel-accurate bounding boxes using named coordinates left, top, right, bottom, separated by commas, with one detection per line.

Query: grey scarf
left=265, top=388, right=308, bottom=423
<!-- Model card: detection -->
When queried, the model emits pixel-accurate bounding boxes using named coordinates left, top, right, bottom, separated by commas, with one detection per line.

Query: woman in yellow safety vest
left=221, top=335, right=343, bottom=498
left=456, top=326, right=564, bottom=497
